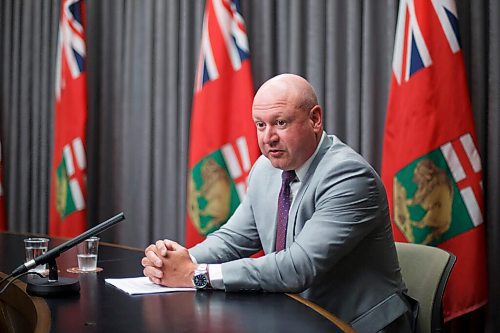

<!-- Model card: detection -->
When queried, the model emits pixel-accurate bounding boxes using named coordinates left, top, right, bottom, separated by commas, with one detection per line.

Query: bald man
left=142, top=74, right=417, bottom=332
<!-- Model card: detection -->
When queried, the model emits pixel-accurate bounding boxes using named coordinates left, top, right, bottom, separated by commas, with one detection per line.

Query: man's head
left=252, top=73, right=323, bottom=170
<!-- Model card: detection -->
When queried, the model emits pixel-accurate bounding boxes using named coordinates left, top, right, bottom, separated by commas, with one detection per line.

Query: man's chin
left=267, top=157, right=288, bottom=170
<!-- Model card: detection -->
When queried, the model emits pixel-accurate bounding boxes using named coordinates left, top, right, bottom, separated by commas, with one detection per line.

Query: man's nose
left=262, top=126, right=278, bottom=144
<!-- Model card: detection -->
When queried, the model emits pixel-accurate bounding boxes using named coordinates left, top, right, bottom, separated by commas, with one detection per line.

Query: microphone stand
left=26, top=258, right=80, bottom=297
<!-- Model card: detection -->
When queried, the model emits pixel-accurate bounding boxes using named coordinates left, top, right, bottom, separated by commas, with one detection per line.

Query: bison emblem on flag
left=393, top=133, right=483, bottom=246
left=188, top=136, right=251, bottom=236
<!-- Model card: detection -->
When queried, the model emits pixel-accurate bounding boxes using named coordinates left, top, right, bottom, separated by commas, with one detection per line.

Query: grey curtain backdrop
left=0, top=0, right=498, bottom=331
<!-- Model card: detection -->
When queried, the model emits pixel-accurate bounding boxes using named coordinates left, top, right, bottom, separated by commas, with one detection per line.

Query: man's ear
left=309, top=105, right=323, bottom=132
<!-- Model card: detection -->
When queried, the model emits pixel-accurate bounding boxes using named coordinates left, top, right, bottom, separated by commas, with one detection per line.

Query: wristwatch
left=192, top=264, right=210, bottom=289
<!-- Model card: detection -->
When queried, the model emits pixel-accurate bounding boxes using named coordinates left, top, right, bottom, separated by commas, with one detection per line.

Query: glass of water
left=24, top=238, right=50, bottom=273
left=77, top=237, right=99, bottom=272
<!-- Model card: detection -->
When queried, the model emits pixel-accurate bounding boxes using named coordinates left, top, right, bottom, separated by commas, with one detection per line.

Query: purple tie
left=275, top=170, right=296, bottom=252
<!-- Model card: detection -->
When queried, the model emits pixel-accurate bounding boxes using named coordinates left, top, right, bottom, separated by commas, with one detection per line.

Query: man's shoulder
left=250, top=154, right=272, bottom=172
left=317, top=135, right=381, bottom=183
left=325, top=135, right=357, bottom=156
left=250, top=155, right=280, bottom=179
left=325, top=135, right=372, bottom=166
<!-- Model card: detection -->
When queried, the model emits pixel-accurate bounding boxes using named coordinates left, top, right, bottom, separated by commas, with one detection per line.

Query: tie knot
left=281, top=170, right=296, bottom=185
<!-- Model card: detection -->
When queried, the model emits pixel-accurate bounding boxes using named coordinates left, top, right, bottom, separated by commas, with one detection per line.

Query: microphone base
left=26, top=277, right=80, bottom=297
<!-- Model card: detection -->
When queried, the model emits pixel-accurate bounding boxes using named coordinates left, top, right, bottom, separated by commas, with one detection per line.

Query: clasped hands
left=141, top=239, right=197, bottom=288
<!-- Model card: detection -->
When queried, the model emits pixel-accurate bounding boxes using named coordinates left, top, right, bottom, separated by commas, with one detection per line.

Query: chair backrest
left=395, top=242, right=456, bottom=333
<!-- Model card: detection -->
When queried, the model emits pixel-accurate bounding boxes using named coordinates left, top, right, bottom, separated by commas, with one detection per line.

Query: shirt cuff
left=207, top=264, right=225, bottom=290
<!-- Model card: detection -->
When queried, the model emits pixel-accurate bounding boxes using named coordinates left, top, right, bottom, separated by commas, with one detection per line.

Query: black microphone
left=10, top=212, right=125, bottom=297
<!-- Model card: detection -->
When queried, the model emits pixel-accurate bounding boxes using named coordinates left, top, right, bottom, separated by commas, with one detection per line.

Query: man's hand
left=141, top=239, right=197, bottom=288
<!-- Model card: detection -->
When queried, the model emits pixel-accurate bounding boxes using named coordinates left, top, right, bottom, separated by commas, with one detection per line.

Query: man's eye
left=277, top=120, right=287, bottom=127
left=255, top=122, right=265, bottom=129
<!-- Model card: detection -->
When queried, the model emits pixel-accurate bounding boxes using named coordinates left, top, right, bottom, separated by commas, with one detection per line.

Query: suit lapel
left=286, top=136, right=334, bottom=244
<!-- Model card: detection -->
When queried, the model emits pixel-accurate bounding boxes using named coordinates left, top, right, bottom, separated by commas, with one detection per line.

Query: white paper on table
left=105, top=276, right=195, bottom=295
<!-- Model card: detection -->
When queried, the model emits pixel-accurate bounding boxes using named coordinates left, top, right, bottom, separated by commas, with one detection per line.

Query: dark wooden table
left=0, top=232, right=352, bottom=332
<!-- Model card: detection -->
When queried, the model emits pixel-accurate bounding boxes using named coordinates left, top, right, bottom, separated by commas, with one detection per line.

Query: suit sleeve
left=220, top=157, right=386, bottom=293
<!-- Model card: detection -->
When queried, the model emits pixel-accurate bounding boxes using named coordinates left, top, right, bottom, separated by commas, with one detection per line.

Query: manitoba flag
left=186, top=0, right=259, bottom=247
left=49, top=0, right=88, bottom=237
left=382, top=0, right=487, bottom=320
left=0, top=139, right=6, bottom=230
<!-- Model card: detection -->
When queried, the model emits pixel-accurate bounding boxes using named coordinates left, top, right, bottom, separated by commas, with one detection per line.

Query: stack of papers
left=105, top=277, right=195, bottom=295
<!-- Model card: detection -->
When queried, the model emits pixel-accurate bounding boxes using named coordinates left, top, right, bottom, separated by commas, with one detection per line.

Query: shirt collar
left=294, top=131, right=326, bottom=182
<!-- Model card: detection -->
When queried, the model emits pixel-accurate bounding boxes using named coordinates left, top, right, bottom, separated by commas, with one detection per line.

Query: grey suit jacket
left=190, top=135, right=415, bottom=332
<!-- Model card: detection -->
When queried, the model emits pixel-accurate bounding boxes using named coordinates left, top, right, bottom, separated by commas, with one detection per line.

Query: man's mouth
left=268, top=149, right=285, bottom=157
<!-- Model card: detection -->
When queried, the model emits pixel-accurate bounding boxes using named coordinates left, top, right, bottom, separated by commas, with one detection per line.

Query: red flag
left=382, top=0, right=487, bottom=320
left=49, top=0, right=88, bottom=237
left=0, top=139, right=6, bottom=230
left=186, top=0, right=260, bottom=247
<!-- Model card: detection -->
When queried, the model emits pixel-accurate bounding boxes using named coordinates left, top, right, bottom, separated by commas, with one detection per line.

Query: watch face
left=193, top=274, right=208, bottom=288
